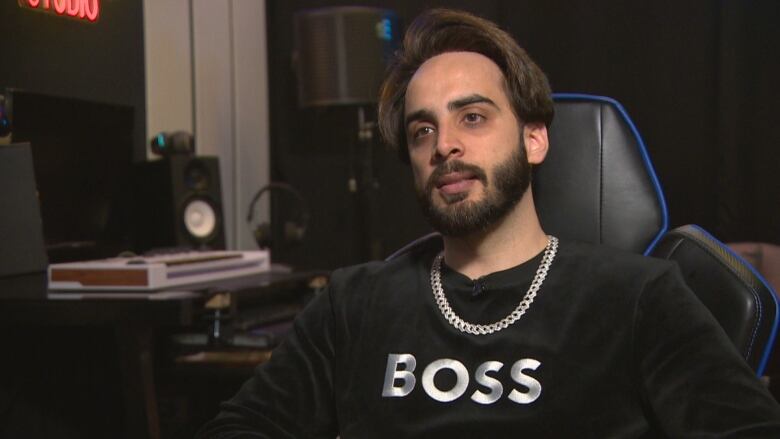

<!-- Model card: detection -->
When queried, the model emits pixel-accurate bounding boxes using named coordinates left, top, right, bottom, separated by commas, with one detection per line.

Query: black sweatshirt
left=198, top=240, right=780, bottom=438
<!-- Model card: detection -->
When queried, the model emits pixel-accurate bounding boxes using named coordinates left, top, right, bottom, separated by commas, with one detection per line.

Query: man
left=198, top=9, right=780, bottom=438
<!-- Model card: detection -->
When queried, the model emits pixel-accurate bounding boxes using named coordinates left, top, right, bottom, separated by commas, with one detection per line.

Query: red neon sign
left=19, top=0, right=100, bottom=23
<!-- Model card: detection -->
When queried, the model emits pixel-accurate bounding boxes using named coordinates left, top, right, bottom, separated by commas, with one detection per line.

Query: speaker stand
left=351, top=107, right=383, bottom=261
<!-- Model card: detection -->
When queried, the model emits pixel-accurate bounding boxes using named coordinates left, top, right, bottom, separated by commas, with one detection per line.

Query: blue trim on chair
left=688, top=225, right=780, bottom=376
left=552, top=93, right=670, bottom=256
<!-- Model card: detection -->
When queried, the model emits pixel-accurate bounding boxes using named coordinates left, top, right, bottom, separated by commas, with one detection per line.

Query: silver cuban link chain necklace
left=430, top=235, right=559, bottom=335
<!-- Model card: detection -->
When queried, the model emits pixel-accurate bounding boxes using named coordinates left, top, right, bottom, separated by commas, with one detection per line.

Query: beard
left=416, top=141, right=532, bottom=237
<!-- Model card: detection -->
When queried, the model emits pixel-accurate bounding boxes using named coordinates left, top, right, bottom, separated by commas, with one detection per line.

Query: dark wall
left=267, top=0, right=780, bottom=270
left=0, top=0, right=146, bottom=161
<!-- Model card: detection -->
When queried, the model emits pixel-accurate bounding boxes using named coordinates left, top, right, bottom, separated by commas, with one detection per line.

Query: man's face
left=404, top=51, right=531, bottom=236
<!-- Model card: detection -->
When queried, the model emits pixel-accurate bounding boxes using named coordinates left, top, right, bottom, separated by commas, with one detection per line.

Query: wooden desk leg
left=116, top=324, right=161, bottom=439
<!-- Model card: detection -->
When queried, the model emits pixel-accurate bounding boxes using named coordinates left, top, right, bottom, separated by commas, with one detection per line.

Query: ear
left=523, top=122, right=549, bottom=165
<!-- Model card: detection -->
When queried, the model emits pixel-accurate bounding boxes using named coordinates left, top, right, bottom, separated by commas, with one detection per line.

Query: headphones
left=0, top=95, right=11, bottom=138
left=246, top=182, right=310, bottom=250
left=150, top=131, right=195, bottom=156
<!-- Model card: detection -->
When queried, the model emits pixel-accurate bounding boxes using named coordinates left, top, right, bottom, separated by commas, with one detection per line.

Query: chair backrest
left=534, top=94, right=668, bottom=255
left=651, top=225, right=780, bottom=375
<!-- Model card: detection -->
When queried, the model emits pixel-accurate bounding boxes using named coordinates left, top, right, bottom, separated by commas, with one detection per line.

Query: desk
left=0, top=269, right=324, bottom=439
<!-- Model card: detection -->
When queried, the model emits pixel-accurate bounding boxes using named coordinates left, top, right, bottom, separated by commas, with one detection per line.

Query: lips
left=436, top=171, right=478, bottom=195
left=424, top=160, right=488, bottom=200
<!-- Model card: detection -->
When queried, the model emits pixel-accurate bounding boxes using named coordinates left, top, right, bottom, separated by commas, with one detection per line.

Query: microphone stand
left=351, top=106, right=382, bottom=261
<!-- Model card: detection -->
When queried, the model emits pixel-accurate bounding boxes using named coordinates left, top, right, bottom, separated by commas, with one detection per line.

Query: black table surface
left=0, top=268, right=328, bottom=327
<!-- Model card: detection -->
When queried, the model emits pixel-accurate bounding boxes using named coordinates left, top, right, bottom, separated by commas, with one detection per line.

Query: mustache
left=425, top=160, right=488, bottom=193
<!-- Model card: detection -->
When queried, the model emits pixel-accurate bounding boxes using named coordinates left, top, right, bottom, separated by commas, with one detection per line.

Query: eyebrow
left=405, top=108, right=436, bottom=128
left=405, top=94, right=500, bottom=128
left=447, top=94, right=498, bottom=112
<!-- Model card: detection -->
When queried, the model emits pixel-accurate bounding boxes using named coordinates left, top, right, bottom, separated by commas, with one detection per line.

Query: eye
left=463, top=113, right=485, bottom=125
left=412, top=126, right=435, bottom=139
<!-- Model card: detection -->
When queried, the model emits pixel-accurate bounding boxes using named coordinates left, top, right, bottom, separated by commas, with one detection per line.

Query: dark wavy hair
left=378, top=9, right=554, bottom=163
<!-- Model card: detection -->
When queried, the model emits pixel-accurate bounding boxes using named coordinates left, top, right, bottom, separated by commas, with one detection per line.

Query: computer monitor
left=5, top=89, right=136, bottom=262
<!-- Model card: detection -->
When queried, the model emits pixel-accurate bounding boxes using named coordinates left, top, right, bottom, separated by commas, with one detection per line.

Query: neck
left=441, top=189, right=548, bottom=279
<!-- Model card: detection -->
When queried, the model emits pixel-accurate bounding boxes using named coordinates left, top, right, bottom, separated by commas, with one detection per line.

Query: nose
left=433, top=123, right=463, bottom=162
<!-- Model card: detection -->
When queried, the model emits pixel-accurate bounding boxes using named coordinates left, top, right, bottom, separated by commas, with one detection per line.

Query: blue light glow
left=377, top=18, right=393, bottom=41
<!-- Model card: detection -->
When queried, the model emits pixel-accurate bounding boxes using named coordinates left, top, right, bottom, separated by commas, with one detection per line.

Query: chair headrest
left=534, top=94, right=668, bottom=254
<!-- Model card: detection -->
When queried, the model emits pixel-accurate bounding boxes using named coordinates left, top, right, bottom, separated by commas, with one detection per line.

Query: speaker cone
left=183, top=198, right=217, bottom=240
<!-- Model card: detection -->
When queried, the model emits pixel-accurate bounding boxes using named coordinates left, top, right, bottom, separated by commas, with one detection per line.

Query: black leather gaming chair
left=534, top=94, right=779, bottom=375
left=389, top=94, right=779, bottom=376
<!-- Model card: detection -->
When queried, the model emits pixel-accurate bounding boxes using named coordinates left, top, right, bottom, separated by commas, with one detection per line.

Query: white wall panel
left=143, top=0, right=193, bottom=150
left=232, top=0, right=271, bottom=250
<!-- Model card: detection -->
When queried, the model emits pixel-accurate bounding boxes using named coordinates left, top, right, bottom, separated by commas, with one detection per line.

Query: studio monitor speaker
left=133, top=156, right=225, bottom=253
left=293, top=6, right=400, bottom=107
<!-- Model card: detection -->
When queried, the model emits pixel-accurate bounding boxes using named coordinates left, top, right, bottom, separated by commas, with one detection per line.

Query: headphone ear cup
left=254, top=222, right=273, bottom=249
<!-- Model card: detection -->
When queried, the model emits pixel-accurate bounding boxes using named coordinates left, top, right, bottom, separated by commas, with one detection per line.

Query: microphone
left=472, top=278, right=487, bottom=297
